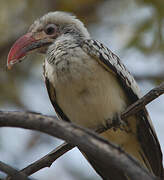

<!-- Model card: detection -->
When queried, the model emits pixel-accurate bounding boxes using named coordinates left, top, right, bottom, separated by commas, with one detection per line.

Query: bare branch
left=3, top=82, right=164, bottom=179
left=0, top=111, right=158, bottom=180
left=20, top=142, right=74, bottom=176
left=0, top=161, right=31, bottom=180
left=121, top=82, right=164, bottom=119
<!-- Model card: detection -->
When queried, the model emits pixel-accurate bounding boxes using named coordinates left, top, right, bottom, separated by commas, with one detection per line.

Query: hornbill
left=7, top=11, right=163, bottom=179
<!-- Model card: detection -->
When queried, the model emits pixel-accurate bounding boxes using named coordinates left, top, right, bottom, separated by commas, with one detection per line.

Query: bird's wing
left=43, top=63, right=70, bottom=122
left=81, top=39, right=163, bottom=178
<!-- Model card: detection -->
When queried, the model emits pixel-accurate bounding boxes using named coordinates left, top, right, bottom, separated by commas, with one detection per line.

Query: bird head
left=7, top=11, right=90, bottom=69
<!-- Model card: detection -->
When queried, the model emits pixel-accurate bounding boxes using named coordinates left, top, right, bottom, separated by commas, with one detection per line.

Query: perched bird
left=7, top=11, right=163, bottom=179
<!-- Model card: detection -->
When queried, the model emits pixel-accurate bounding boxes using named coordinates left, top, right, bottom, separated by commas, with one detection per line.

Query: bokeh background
left=0, top=0, right=164, bottom=179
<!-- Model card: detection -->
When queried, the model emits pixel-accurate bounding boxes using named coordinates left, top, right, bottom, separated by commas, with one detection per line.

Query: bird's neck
left=46, top=34, right=82, bottom=65
left=56, top=34, right=84, bottom=45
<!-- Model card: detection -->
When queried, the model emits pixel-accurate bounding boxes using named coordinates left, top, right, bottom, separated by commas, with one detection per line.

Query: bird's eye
left=44, top=24, right=57, bottom=35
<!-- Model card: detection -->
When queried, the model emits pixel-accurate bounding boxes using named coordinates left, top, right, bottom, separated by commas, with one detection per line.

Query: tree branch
left=0, top=161, right=31, bottom=180
left=0, top=111, right=158, bottom=180
left=1, top=82, right=163, bottom=180
left=20, top=142, right=74, bottom=176
left=121, top=82, right=164, bottom=119
left=18, top=82, right=164, bottom=178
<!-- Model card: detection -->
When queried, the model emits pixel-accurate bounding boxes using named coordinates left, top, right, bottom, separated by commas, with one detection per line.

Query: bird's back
left=44, top=37, right=163, bottom=179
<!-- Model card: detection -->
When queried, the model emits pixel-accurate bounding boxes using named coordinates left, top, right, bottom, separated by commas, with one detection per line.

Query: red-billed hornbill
left=7, top=11, right=163, bottom=179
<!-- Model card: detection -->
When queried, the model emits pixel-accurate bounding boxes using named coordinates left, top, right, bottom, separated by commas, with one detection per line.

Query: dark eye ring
left=44, top=24, right=57, bottom=35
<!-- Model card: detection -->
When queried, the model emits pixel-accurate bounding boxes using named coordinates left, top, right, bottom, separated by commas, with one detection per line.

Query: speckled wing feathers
left=81, top=39, right=163, bottom=178
left=82, top=39, right=141, bottom=102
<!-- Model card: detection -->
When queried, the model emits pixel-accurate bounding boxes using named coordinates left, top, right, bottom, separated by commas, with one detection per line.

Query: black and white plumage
left=7, top=11, right=163, bottom=180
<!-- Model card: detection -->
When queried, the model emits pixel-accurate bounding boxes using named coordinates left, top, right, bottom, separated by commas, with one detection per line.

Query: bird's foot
left=106, top=114, right=130, bottom=132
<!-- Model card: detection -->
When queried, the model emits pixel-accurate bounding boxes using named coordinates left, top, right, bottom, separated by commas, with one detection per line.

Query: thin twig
left=121, top=82, right=164, bottom=119
left=20, top=142, right=74, bottom=176
left=0, top=161, right=31, bottom=180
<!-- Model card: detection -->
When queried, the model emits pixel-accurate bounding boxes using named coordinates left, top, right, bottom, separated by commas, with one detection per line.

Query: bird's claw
left=107, top=114, right=130, bottom=132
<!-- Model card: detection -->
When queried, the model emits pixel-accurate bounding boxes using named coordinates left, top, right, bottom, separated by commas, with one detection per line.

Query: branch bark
left=1, top=82, right=164, bottom=180
left=0, top=111, right=157, bottom=180
left=0, top=161, right=31, bottom=180
left=121, top=81, right=164, bottom=119
left=20, top=142, right=74, bottom=176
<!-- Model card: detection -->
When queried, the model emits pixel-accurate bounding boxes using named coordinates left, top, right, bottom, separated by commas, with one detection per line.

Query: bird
left=7, top=11, right=163, bottom=179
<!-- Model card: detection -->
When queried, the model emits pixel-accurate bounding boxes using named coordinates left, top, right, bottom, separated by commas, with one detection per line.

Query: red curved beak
left=7, top=33, right=52, bottom=69
left=7, top=33, right=36, bottom=69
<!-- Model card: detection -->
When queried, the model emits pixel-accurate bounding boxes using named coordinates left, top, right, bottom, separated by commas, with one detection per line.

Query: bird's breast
left=45, top=47, right=129, bottom=130
left=44, top=48, right=145, bottom=162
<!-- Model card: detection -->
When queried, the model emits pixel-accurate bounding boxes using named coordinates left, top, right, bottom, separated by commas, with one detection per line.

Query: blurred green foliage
left=127, top=0, right=164, bottom=54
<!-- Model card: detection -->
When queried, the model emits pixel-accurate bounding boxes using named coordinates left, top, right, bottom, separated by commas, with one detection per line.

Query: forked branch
left=0, top=82, right=163, bottom=180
